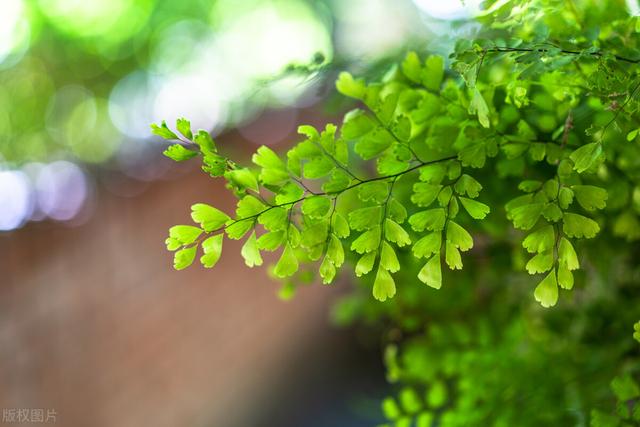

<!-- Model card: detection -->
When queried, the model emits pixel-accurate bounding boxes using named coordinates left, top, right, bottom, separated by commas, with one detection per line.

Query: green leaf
left=241, top=231, right=263, bottom=267
left=252, top=146, right=288, bottom=186
left=320, top=256, right=337, bottom=284
left=358, top=181, right=389, bottom=203
left=418, top=254, right=442, bottom=289
left=258, top=207, right=287, bottom=231
left=557, top=264, right=574, bottom=290
left=176, top=118, right=192, bottom=140
left=446, top=221, right=473, bottom=251
left=558, top=237, right=579, bottom=270
left=380, top=241, right=400, bottom=273
left=163, top=144, right=198, bottom=162
left=534, top=269, right=558, bottom=308
left=303, top=157, right=334, bottom=179
left=257, top=230, right=285, bottom=251
left=402, top=51, right=422, bottom=83
left=236, top=195, right=267, bottom=218
left=351, top=226, right=381, bottom=254
left=542, top=203, right=563, bottom=222
left=519, top=180, right=542, bottom=192
left=332, top=212, right=351, bottom=238
left=336, top=72, right=366, bottom=99
left=570, top=142, right=603, bottom=173
left=558, top=187, right=574, bottom=209
left=174, top=246, right=197, bottom=270
left=341, top=109, right=375, bottom=139
left=226, top=168, right=259, bottom=192
left=611, top=375, right=640, bottom=401
left=169, top=225, right=202, bottom=245
left=301, top=196, right=331, bottom=219
left=427, top=380, right=447, bottom=408
left=409, top=208, right=446, bottom=232
left=373, top=266, right=396, bottom=301
left=458, top=142, right=487, bottom=168
left=412, top=232, right=442, bottom=259
left=453, top=174, right=482, bottom=198
left=563, top=213, right=600, bottom=238
left=445, top=241, right=463, bottom=270
left=151, top=120, right=178, bottom=139
left=385, top=219, right=411, bottom=247
left=399, top=387, right=422, bottom=414
left=225, top=220, right=253, bottom=240
left=349, top=206, right=382, bottom=231
left=355, top=128, right=394, bottom=159
left=327, top=234, right=345, bottom=268
left=411, top=183, right=443, bottom=207
left=469, top=87, right=490, bottom=128
left=276, top=182, right=304, bottom=204
left=382, top=397, right=401, bottom=420
left=508, top=203, right=544, bottom=230
left=459, top=197, right=490, bottom=219
left=522, top=225, right=555, bottom=253
left=274, top=244, right=299, bottom=278
left=572, top=185, right=607, bottom=211
left=388, top=198, right=408, bottom=224
left=420, top=164, right=447, bottom=184
left=194, top=130, right=216, bottom=153
left=355, top=252, right=377, bottom=277
left=190, top=203, right=230, bottom=232
left=526, top=251, right=554, bottom=274
left=422, top=55, right=444, bottom=92
left=200, top=234, right=223, bottom=268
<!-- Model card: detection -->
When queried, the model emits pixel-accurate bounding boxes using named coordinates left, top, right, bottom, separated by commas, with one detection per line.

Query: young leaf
left=174, top=246, right=197, bottom=270
left=336, top=72, right=366, bottom=99
left=241, top=231, right=263, bottom=267
left=409, top=208, right=446, bottom=232
left=412, top=232, right=442, bottom=259
left=445, top=241, right=463, bottom=270
left=274, top=244, right=299, bottom=278
left=525, top=251, right=554, bottom=274
left=151, top=121, right=178, bottom=140
left=194, top=130, right=216, bottom=154
left=558, top=237, right=579, bottom=270
left=411, top=183, right=443, bottom=207
left=572, top=185, right=607, bottom=211
left=226, top=168, right=259, bottom=192
left=446, top=221, right=473, bottom=251
left=570, top=142, right=603, bottom=173
left=454, top=174, right=483, bottom=198
left=418, top=254, right=442, bottom=289
left=169, top=225, right=203, bottom=245
left=469, top=87, right=490, bottom=128
left=459, top=197, right=490, bottom=219
left=508, top=203, right=544, bottom=230
left=380, top=241, right=400, bottom=273
left=332, top=212, right=351, bottom=238
left=422, top=55, right=444, bottom=92
left=522, top=225, right=555, bottom=253
left=557, top=264, right=574, bottom=290
left=320, top=256, right=337, bottom=284
left=191, top=203, right=230, bottom=232
left=351, top=226, right=381, bottom=254
left=200, top=234, right=223, bottom=268
left=163, top=144, right=198, bottom=162
left=373, top=266, right=396, bottom=301
left=176, top=118, right=192, bottom=140
left=257, top=231, right=285, bottom=251
left=301, top=196, right=331, bottom=219
left=355, top=252, right=377, bottom=277
left=534, top=268, right=558, bottom=308
left=563, top=213, right=600, bottom=238
left=385, top=219, right=411, bottom=247
left=402, top=51, right=422, bottom=83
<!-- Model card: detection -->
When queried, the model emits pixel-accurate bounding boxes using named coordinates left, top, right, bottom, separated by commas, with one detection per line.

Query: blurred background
left=0, top=0, right=480, bottom=425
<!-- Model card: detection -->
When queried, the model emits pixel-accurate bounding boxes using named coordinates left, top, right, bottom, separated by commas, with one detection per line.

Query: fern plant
left=154, top=0, right=640, bottom=425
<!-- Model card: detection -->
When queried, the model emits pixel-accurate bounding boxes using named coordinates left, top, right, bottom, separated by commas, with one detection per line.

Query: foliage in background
left=157, top=0, right=640, bottom=425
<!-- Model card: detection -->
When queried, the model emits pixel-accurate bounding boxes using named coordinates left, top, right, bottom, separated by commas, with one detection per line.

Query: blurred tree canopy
left=159, top=0, right=640, bottom=425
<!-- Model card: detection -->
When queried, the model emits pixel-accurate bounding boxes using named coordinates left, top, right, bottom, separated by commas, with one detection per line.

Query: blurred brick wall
left=0, top=159, right=343, bottom=427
